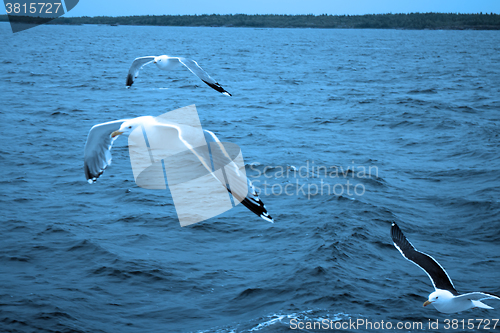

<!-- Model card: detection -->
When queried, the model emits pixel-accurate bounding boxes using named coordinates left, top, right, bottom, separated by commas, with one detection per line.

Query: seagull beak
left=423, top=300, right=432, bottom=307
left=111, top=131, right=123, bottom=138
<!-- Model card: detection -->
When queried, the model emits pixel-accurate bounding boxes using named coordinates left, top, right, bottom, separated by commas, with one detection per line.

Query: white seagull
left=126, top=55, right=231, bottom=96
left=391, top=222, right=500, bottom=313
left=83, top=116, right=272, bottom=223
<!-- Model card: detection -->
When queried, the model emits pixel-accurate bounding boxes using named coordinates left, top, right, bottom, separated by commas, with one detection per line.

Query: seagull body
left=126, top=55, right=231, bottom=96
left=391, top=222, right=500, bottom=313
left=83, top=116, right=272, bottom=223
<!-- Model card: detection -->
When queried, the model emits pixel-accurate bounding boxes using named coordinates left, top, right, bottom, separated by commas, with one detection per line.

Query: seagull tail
left=472, top=300, right=494, bottom=310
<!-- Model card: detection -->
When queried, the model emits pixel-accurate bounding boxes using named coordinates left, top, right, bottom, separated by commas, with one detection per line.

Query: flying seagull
left=391, top=222, right=500, bottom=313
left=83, top=116, right=272, bottom=223
left=126, top=55, right=231, bottom=96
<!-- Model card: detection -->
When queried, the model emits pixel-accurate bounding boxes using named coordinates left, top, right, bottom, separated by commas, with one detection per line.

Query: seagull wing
left=84, top=119, right=127, bottom=183
left=239, top=178, right=274, bottom=223
left=203, top=130, right=273, bottom=222
left=455, top=292, right=500, bottom=301
left=177, top=57, right=232, bottom=96
left=391, top=222, right=458, bottom=295
left=126, top=56, right=155, bottom=87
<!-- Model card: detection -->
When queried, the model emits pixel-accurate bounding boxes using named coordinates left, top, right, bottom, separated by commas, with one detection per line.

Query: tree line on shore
left=1, top=13, right=499, bottom=30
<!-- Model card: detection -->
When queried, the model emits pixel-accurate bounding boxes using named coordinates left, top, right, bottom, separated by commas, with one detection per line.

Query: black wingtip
left=390, top=222, right=399, bottom=235
left=391, top=222, right=415, bottom=252
left=126, top=74, right=134, bottom=87
left=240, top=197, right=273, bottom=223
left=84, top=164, right=91, bottom=181
left=201, top=80, right=231, bottom=96
left=483, top=292, right=500, bottom=299
left=390, top=222, right=403, bottom=242
left=84, top=164, right=104, bottom=184
left=228, top=188, right=273, bottom=223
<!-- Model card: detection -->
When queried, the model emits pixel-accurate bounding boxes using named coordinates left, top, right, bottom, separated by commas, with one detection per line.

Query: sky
left=1, top=0, right=500, bottom=16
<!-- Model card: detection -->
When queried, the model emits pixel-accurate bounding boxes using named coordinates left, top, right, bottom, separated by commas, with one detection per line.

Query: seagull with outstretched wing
left=126, top=55, right=231, bottom=96
left=84, top=116, right=273, bottom=223
left=391, top=222, right=500, bottom=313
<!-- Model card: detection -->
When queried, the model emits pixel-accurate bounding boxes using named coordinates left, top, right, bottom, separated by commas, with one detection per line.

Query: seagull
left=126, top=55, right=232, bottom=96
left=391, top=222, right=500, bottom=313
left=83, top=115, right=272, bottom=223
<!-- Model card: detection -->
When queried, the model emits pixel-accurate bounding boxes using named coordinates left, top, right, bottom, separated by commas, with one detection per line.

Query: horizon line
left=1, top=12, right=500, bottom=18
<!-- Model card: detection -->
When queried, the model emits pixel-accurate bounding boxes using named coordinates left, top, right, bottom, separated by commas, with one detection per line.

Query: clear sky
left=2, top=0, right=500, bottom=16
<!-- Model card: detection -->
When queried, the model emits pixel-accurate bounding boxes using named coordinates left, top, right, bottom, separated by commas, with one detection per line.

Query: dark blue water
left=1, top=23, right=500, bottom=332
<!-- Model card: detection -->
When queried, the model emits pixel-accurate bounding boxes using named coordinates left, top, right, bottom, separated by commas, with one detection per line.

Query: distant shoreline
left=1, top=13, right=499, bottom=30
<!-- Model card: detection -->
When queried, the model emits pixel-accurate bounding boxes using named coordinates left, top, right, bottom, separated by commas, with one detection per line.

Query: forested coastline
left=1, top=13, right=499, bottom=30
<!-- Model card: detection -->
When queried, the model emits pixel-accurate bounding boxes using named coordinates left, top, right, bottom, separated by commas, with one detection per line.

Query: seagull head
left=424, top=290, right=454, bottom=307
left=111, top=120, right=141, bottom=138
left=153, top=55, right=168, bottom=64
